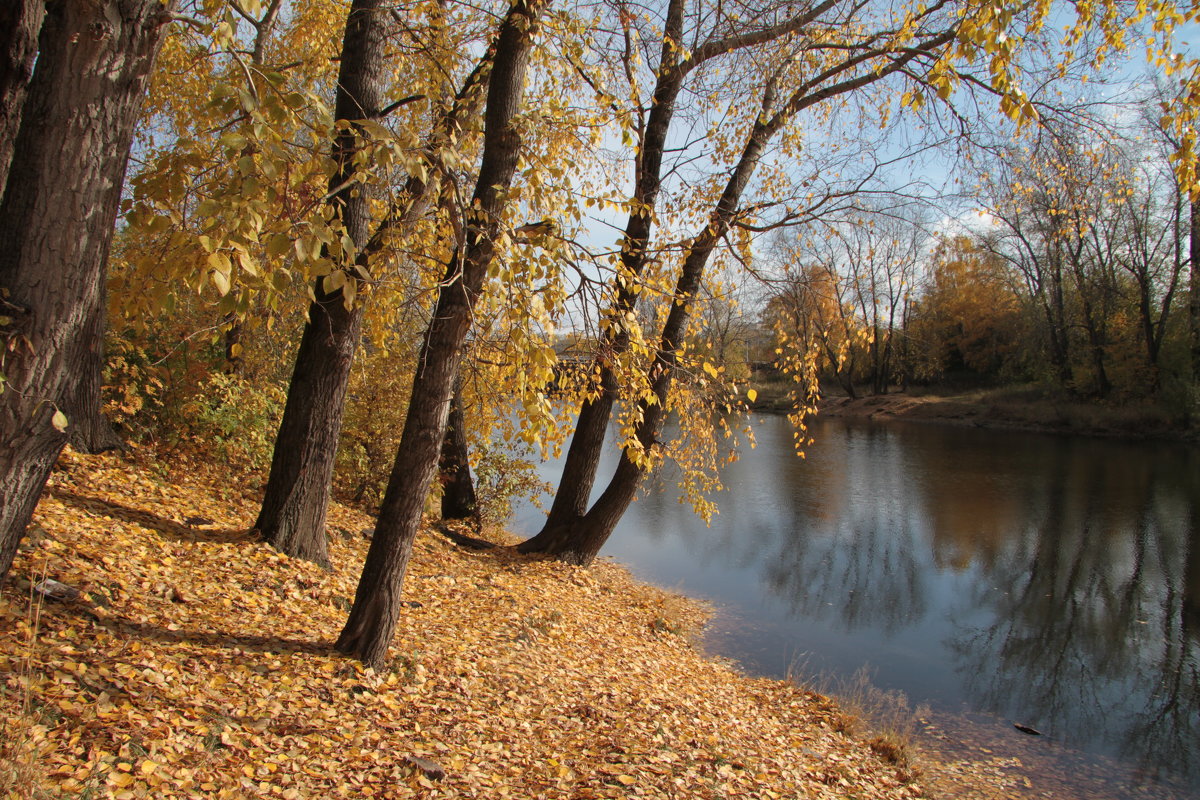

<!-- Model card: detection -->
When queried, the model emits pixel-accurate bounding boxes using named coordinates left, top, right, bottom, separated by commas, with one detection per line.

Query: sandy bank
left=815, top=391, right=1195, bottom=441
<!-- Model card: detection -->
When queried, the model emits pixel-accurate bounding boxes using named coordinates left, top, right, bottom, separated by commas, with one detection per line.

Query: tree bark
left=255, top=6, right=490, bottom=563
left=0, top=0, right=175, bottom=579
left=253, top=0, right=387, bottom=566
left=1190, top=196, right=1200, bottom=386
left=336, top=0, right=544, bottom=668
left=439, top=379, right=478, bottom=522
left=0, top=0, right=44, bottom=190
left=64, top=286, right=125, bottom=453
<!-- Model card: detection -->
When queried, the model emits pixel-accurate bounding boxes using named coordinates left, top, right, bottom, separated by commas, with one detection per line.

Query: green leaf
left=51, top=409, right=68, bottom=432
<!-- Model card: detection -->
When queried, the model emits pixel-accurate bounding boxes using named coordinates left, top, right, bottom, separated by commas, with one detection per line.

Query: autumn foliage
left=3, top=447, right=935, bottom=799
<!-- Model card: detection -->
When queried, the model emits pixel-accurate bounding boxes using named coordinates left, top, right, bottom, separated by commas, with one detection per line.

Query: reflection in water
left=932, top=433, right=1200, bottom=787
left=510, top=416, right=1200, bottom=792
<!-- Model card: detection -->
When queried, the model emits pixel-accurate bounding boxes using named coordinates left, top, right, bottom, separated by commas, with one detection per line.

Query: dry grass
left=791, top=666, right=928, bottom=781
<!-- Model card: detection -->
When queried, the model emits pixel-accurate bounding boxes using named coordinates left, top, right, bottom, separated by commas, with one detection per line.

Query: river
left=508, top=414, right=1200, bottom=798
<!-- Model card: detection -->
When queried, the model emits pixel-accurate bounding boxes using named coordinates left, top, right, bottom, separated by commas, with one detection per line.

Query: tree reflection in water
left=932, top=433, right=1199, bottom=785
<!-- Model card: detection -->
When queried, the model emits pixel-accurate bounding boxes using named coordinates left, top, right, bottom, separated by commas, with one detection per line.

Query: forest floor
left=2, top=446, right=1084, bottom=799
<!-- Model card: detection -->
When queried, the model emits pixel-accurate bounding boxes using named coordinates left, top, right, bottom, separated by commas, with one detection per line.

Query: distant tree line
left=761, top=112, right=1200, bottom=407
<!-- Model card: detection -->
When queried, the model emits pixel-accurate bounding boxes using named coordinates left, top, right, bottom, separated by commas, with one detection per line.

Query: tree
left=252, top=0, right=389, bottom=565
left=254, top=3, right=491, bottom=563
left=907, top=235, right=1026, bottom=380
left=0, top=0, right=178, bottom=579
left=0, top=0, right=44, bottom=189
left=529, top=6, right=964, bottom=564
left=336, top=0, right=547, bottom=667
left=776, top=210, right=928, bottom=395
left=522, top=0, right=859, bottom=553
left=766, top=246, right=869, bottom=398
left=1111, top=133, right=1187, bottom=388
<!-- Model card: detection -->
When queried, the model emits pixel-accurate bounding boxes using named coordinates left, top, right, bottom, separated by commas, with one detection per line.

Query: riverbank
left=751, top=378, right=1196, bottom=440
left=818, top=389, right=1197, bottom=440
left=0, top=447, right=1041, bottom=799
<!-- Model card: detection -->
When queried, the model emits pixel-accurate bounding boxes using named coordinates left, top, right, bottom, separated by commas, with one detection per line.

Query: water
left=508, top=414, right=1200, bottom=796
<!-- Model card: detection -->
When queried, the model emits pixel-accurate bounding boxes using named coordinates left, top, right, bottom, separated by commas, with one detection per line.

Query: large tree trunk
left=1, top=0, right=122, bottom=456
left=255, top=295, right=366, bottom=564
left=0, top=0, right=44, bottom=189
left=0, top=0, right=175, bottom=580
left=254, top=0, right=385, bottom=565
left=439, top=379, right=478, bottom=522
left=336, top=0, right=544, bottom=668
left=255, top=7, right=489, bottom=563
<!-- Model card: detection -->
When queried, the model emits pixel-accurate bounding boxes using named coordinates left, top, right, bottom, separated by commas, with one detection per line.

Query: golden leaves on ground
left=4, top=446, right=930, bottom=799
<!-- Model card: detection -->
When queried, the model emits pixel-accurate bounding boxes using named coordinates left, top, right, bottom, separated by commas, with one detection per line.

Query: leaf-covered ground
left=2, top=446, right=1032, bottom=799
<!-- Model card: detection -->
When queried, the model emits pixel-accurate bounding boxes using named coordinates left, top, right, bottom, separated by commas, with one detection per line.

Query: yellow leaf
left=210, top=269, right=231, bottom=296
left=702, top=362, right=718, bottom=379
left=267, top=233, right=292, bottom=258
left=747, top=389, right=758, bottom=402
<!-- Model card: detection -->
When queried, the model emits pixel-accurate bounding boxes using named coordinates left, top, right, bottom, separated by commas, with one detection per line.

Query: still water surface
left=509, top=415, right=1200, bottom=795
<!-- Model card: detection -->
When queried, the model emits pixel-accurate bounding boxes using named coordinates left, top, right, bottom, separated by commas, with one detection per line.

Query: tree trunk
left=1, top=0, right=122, bottom=456
left=544, top=93, right=777, bottom=566
left=520, top=0, right=687, bottom=551
left=0, top=0, right=175, bottom=580
left=439, top=379, right=478, bottom=522
left=1075, top=279, right=1111, bottom=399
left=254, top=0, right=387, bottom=565
left=255, top=3, right=489, bottom=563
left=64, top=285, right=124, bottom=453
left=255, top=294, right=366, bottom=565
left=1190, top=196, right=1200, bottom=386
left=336, top=0, right=544, bottom=668
left=517, top=376, right=615, bottom=551
left=0, top=0, right=44, bottom=189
